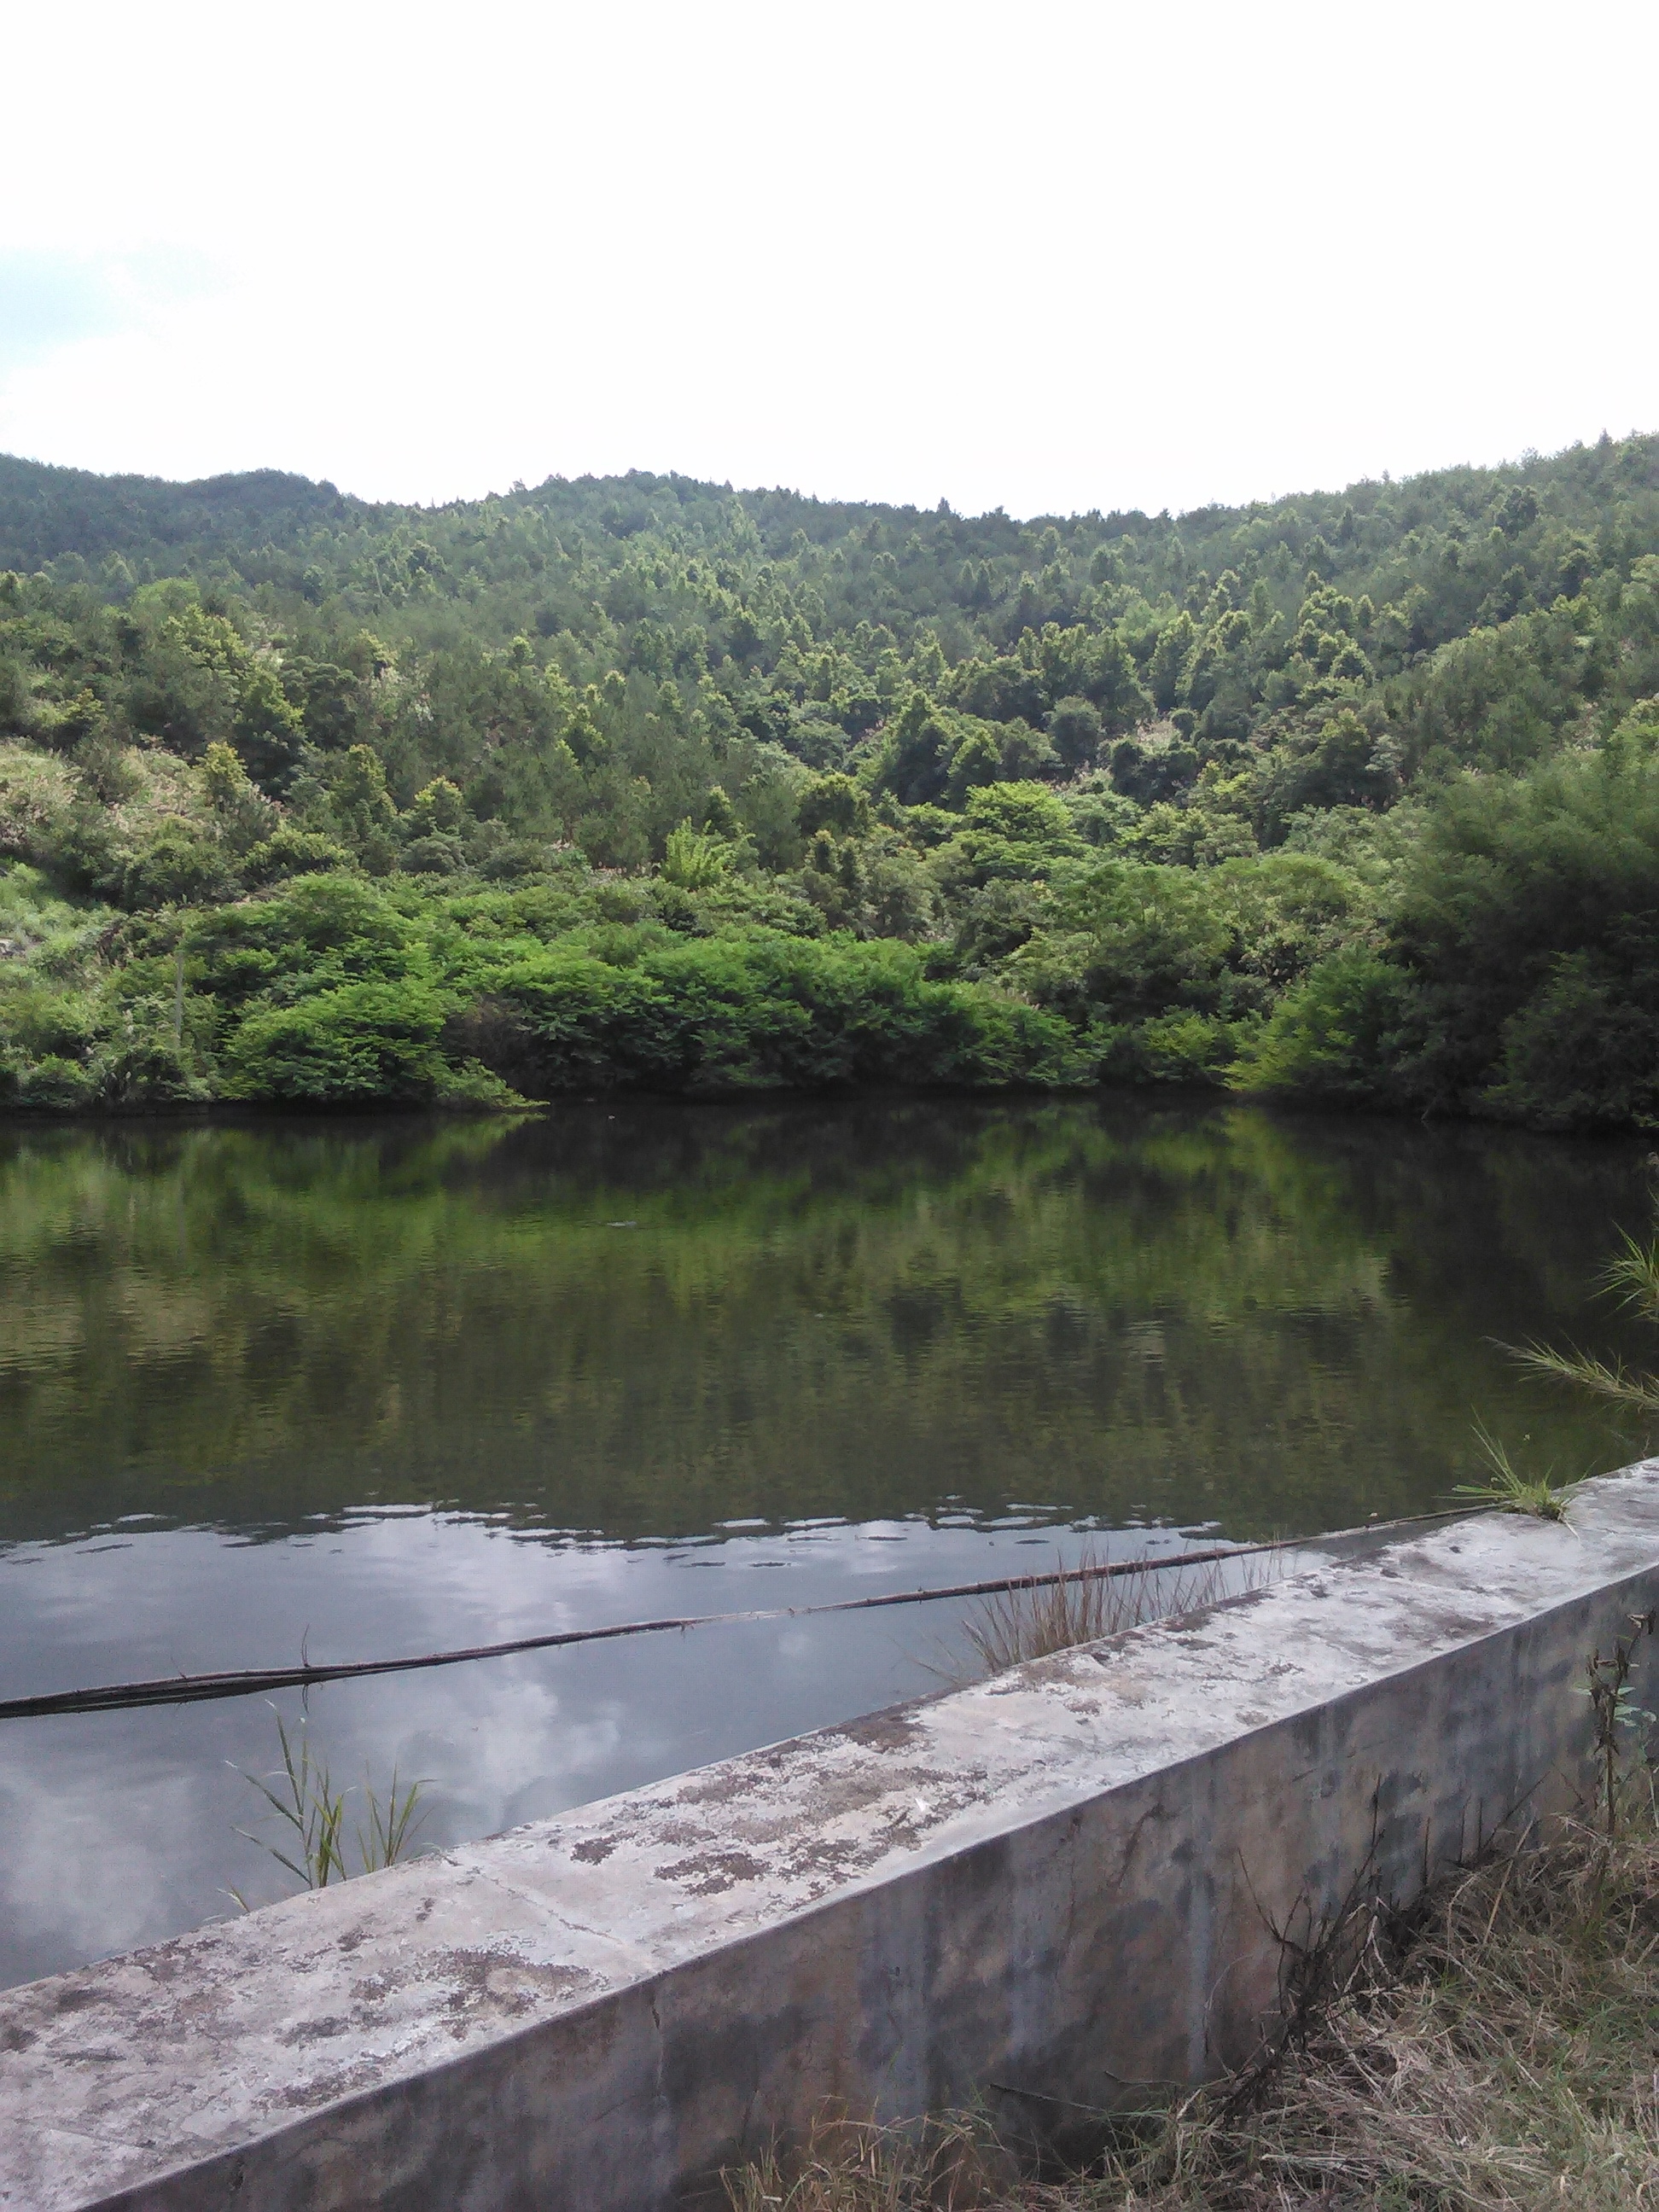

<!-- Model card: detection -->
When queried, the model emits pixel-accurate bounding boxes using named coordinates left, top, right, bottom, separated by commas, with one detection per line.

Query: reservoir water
left=0, top=1097, right=1651, bottom=1986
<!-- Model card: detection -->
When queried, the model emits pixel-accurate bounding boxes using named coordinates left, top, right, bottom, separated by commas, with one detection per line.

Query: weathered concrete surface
left=3, top=1467, right=1658, bottom=2212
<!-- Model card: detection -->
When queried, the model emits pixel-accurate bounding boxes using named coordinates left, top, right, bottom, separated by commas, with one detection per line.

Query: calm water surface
left=0, top=1097, right=1651, bottom=1986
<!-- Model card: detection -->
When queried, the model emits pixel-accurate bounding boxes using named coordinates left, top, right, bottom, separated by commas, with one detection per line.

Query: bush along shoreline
left=4, top=434, right=1659, bottom=1125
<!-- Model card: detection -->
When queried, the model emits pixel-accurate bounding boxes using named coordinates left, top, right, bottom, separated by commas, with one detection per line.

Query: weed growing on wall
left=229, top=1708, right=428, bottom=1903
left=962, top=1545, right=1284, bottom=1677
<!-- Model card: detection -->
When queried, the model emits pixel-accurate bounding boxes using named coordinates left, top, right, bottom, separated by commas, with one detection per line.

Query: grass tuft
left=230, top=1708, right=428, bottom=1903
left=1505, top=1220, right=1659, bottom=1416
left=1506, top=1338, right=1659, bottom=1415
left=1604, top=1224, right=1659, bottom=1327
left=962, top=1546, right=1283, bottom=1679
left=1449, top=1417, right=1580, bottom=1522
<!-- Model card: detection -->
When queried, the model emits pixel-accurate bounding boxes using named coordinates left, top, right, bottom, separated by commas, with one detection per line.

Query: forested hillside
left=3, top=434, right=1657, bottom=1126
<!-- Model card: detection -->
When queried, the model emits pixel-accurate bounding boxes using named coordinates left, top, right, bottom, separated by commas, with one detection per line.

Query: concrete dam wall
left=4, top=1464, right=1658, bottom=2211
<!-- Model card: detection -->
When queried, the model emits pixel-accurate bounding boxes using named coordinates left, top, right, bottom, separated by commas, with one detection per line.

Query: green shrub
left=15, top=1053, right=97, bottom=1109
left=93, top=1038, right=212, bottom=1109
left=223, top=981, right=450, bottom=1103
left=1114, top=1010, right=1241, bottom=1084
left=470, top=932, right=1083, bottom=1095
left=1231, top=946, right=1412, bottom=1104
left=1487, top=953, right=1659, bottom=1130
left=190, top=874, right=428, bottom=1003
left=0, top=978, right=102, bottom=1062
left=661, top=822, right=734, bottom=889
left=398, top=834, right=467, bottom=877
left=121, top=825, right=237, bottom=910
left=242, top=827, right=352, bottom=887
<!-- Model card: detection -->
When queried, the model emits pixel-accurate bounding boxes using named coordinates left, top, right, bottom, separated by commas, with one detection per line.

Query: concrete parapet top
left=4, top=1466, right=1659, bottom=2209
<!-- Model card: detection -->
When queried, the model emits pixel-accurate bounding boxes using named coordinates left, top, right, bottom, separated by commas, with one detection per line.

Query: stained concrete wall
left=3, top=1466, right=1658, bottom=2212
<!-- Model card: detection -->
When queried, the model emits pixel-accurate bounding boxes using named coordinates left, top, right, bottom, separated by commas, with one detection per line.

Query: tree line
left=1, top=431, right=1656, bottom=1125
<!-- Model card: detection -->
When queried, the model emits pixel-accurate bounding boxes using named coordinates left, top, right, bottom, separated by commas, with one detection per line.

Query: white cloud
left=3, top=0, right=1655, bottom=515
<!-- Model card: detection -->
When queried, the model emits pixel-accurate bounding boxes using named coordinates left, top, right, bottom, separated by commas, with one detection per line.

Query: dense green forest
left=2, top=433, right=1656, bottom=1126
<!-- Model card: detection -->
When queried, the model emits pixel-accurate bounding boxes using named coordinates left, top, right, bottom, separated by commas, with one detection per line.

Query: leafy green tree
left=1046, top=696, right=1102, bottom=773
left=1387, top=747, right=1659, bottom=1121
left=798, top=773, right=870, bottom=839
left=874, top=692, right=954, bottom=806
left=1148, top=612, right=1196, bottom=711
left=1231, top=948, right=1412, bottom=1104
left=661, top=822, right=734, bottom=888
left=1258, top=710, right=1395, bottom=837
left=405, top=777, right=467, bottom=837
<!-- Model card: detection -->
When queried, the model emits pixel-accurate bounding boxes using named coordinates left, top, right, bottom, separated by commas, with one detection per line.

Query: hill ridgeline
left=1, top=436, right=1656, bottom=1125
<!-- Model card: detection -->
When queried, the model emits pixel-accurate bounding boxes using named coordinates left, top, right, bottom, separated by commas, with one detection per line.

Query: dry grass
left=725, top=2115, right=1011, bottom=2211
left=723, top=1801, right=1659, bottom=2212
left=961, top=1545, right=1284, bottom=1678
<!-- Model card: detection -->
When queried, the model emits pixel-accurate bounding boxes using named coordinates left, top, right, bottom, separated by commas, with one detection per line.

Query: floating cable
left=0, top=1509, right=1470, bottom=1723
left=3, top=1542, right=1271, bottom=1720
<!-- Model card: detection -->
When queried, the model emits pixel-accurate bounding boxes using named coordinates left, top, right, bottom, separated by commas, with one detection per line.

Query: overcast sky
left=3, top=0, right=1655, bottom=520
